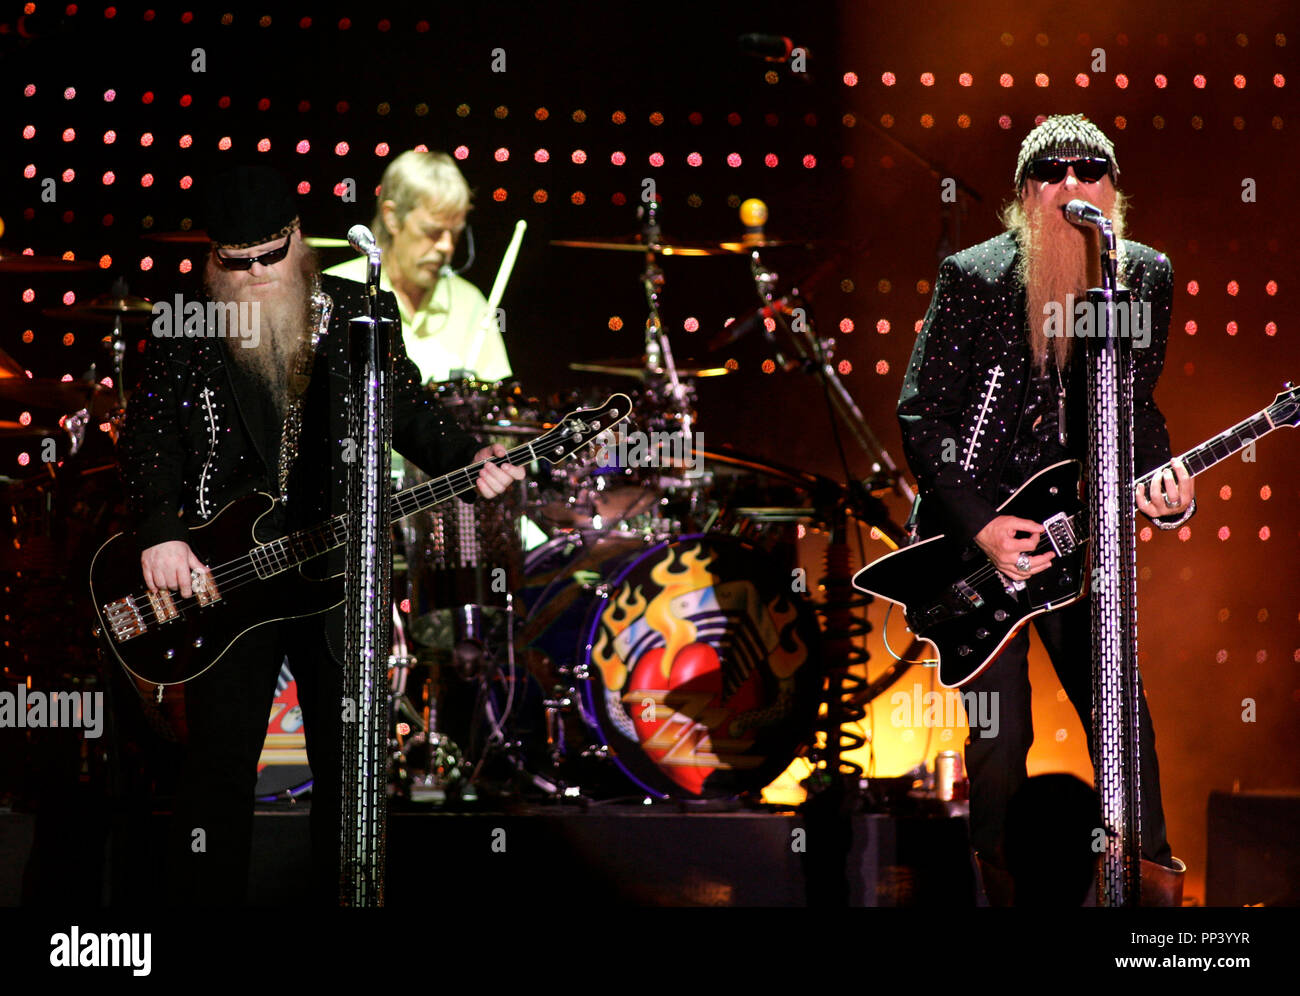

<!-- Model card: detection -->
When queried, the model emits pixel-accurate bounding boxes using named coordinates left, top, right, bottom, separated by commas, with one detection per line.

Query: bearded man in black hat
left=897, top=115, right=1194, bottom=905
left=118, top=165, right=523, bottom=905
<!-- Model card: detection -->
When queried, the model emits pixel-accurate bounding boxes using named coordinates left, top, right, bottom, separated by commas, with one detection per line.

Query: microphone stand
left=339, top=239, right=395, bottom=906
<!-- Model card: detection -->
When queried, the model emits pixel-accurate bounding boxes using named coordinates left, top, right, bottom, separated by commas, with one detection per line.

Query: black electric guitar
left=91, top=394, right=632, bottom=691
left=854, top=384, right=1299, bottom=689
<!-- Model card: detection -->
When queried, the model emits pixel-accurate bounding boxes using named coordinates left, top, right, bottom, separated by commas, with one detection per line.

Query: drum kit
left=381, top=200, right=912, bottom=805
left=1, top=203, right=911, bottom=808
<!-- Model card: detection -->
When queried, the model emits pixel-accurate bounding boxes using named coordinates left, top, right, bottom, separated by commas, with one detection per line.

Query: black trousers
left=167, top=617, right=342, bottom=905
left=962, top=596, right=1174, bottom=868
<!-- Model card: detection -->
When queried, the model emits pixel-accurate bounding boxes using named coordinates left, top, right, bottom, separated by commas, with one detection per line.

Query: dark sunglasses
left=213, top=234, right=292, bottom=271
left=1026, top=157, right=1110, bottom=184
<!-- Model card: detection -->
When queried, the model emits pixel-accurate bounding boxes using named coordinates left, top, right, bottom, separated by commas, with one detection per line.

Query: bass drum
left=517, top=532, right=822, bottom=800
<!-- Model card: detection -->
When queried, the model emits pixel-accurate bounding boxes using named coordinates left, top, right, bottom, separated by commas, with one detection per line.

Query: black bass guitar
left=91, top=394, right=632, bottom=691
left=853, top=385, right=1299, bottom=688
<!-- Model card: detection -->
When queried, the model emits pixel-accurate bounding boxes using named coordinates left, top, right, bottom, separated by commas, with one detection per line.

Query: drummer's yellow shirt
left=322, top=255, right=513, bottom=383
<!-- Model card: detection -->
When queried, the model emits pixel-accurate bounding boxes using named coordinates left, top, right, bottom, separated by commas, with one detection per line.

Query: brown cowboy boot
left=1140, top=857, right=1187, bottom=907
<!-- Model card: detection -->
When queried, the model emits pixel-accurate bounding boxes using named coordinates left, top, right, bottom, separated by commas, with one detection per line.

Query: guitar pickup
left=104, top=597, right=146, bottom=643
left=192, top=568, right=221, bottom=606
left=954, top=578, right=985, bottom=608
left=1043, top=512, right=1078, bottom=557
left=147, top=588, right=180, bottom=623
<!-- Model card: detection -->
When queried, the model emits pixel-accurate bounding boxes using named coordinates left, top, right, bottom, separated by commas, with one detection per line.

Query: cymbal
left=141, top=230, right=209, bottom=243
left=0, top=250, right=96, bottom=273
left=0, top=347, right=25, bottom=379
left=0, top=420, right=58, bottom=439
left=0, top=377, right=115, bottom=416
left=550, top=234, right=736, bottom=257
left=43, top=293, right=154, bottom=323
left=570, top=356, right=730, bottom=380
left=715, top=237, right=811, bottom=252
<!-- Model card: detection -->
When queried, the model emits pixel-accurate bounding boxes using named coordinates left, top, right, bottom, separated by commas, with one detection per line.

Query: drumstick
left=466, top=218, right=526, bottom=373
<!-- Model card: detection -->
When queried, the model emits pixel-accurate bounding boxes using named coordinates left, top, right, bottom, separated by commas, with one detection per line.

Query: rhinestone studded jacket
left=898, top=230, right=1178, bottom=543
left=119, top=273, right=481, bottom=557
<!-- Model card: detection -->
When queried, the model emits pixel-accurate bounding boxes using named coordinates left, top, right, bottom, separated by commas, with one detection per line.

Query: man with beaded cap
left=118, top=165, right=523, bottom=904
left=897, top=115, right=1194, bottom=905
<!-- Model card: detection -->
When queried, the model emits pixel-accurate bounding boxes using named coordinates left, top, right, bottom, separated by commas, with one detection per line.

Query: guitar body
left=90, top=493, right=344, bottom=689
left=854, top=461, right=1090, bottom=688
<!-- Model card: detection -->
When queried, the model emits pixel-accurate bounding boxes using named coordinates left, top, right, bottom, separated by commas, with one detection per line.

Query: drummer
left=324, top=149, right=512, bottom=383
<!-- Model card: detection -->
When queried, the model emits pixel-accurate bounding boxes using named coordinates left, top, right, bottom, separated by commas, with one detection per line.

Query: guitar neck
left=1134, top=407, right=1277, bottom=491
left=276, top=440, right=539, bottom=568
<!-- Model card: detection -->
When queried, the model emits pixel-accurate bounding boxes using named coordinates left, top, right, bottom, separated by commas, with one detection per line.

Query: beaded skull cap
left=1014, top=114, right=1120, bottom=190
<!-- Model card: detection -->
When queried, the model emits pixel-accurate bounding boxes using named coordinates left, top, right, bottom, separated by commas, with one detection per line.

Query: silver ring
left=1015, top=553, right=1031, bottom=572
left=1166, top=495, right=1180, bottom=507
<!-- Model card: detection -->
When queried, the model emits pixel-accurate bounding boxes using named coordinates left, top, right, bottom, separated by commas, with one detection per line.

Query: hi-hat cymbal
left=715, top=236, right=811, bottom=252
left=43, top=293, right=154, bottom=323
left=550, top=234, right=736, bottom=257
left=0, top=250, right=96, bottom=273
left=0, top=377, right=115, bottom=416
left=570, top=356, right=730, bottom=379
left=0, top=347, right=25, bottom=379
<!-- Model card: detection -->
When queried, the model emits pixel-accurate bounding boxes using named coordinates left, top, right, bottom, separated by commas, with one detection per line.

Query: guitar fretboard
left=1134, top=409, right=1275, bottom=492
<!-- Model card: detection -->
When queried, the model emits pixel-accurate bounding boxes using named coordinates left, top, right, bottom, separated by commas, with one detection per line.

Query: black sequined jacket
left=119, top=272, right=480, bottom=566
left=898, top=230, right=1178, bottom=543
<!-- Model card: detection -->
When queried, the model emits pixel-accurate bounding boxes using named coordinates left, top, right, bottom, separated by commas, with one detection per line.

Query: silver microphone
left=1064, top=199, right=1106, bottom=228
left=347, top=224, right=380, bottom=259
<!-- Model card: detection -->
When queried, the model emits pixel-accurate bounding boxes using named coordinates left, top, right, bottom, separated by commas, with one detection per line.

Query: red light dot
left=998, top=115, right=1012, bottom=129
left=1116, top=74, right=1129, bottom=88
left=875, top=360, right=890, bottom=375
left=140, top=132, right=154, bottom=147
left=688, top=111, right=703, bottom=125
left=533, top=149, right=549, bottom=163
left=1000, top=74, right=1014, bottom=87
left=23, top=164, right=36, bottom=179
left=218, top=96, right=231, bottom=109
left=686, top=152, right=702, bottom=167
left=17, top=453, right=30, bottom=467
left=727, top=112, right=741, bottom=126
left=610, top=151, right=626, bottom=166
left=881, top=72, right=896, bottom=86
left=104, top=5, right=115, bottom=15
left=453, top=145, right=468, bottom=160
left=649, top=152, right=664, bottom=167
left=683, top=317, right=699, bottom=333
left=763, top=317, right=777, bottom=333
left=62, top=127, right=76, bottom=142
left=142, top=91, right=154, bottom=104
left=24, top=84, right=35, bottom=97
left=1075, top=73, right=1090, bottom=87
left=180, top=94, right=192, bottom=107
left=1266, top=280, right=1278, bottom=295
left=802, top=154, right=817, bottom=168
left=608, top=316, right=623, bottom=332
left=1139, top=526, right=1152, bottom=542
left=140, top=173, right=154, bottom=187
left=296, top=140, right=310, bottom=154
left=63, top=86, right=76, bottom=100
left=1218, top=526, right=1231, bottom=541
left=1219, top=485, right=1232, bottom=500
left=1187, top=280, right=1199, bottom=295
left=178, top=259, right=192, bottom=274
left=374, top=142, right=389, bottom=157
left=1034, top=73, right=1049, bottom=87
left=1259, top=526, right=1271, bottom=541
left=876, top=318, right=891, bottom=334
left=338, top=17, right=351, bottom=30
left=1260, top=485, right=1272, bottom=500
left=611, top=110, right=626, bottom=124
left=1184, top=320, right=1197, bottom=335
left=139, top=256, right=153, bottom=271
left=764, top=153, right=778, bottom=167
left=493, top=147, right=509, bottom=163
left=1215, top=649, right=1228, bottom=664
left=959, top=72, right=973, bottom=86
left=843, top=72, right=859, bottom=86
left=1155, top=74, right=1168, bottom=88
left=571, top=149, right=587, bottom=164
left=1234, top=74, right=1246, bottom=88
left=1177, top=526, right=1191, bottom=541
left=98, top=255, right=111, bottom=267
left=611, top=192, right=626, bottom=206
left=178, top=134, right=193, bottom=149
left=61, top=291, right=75, bottom=305
left=1227, top=280, right=1239, bottom=295
left=648, top=111, right=664, bottom=126
left=18, top=412, right=31, bottom=426
left=1265, top=322, right=1277, bottom=336
left=920, top=72, right=934, bottom=86
left=334, top=141, right=349, bottom=156
left=493, top=188, right=507, bottom=202
left=762, top=359, right=776, bottom=374
left=726, top=153, right=741, bottom=167
left=1274, top=74, right=1286, bottom=88
left=1194, top=74, right=1206, bottom=88
left=218, top=137, right=231, bottom=151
